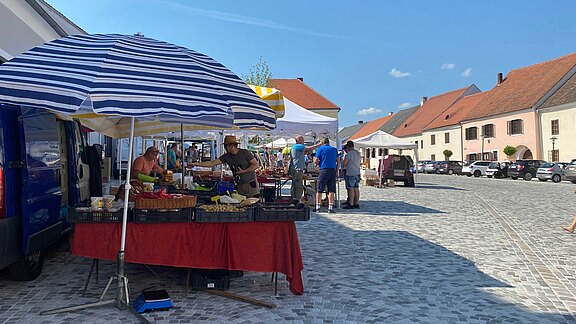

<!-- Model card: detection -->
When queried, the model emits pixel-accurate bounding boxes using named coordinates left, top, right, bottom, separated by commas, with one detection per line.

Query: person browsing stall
left=191, top=135, right=260, bottom=198
left=314, top=138, right=340, bottom=213
left=132, top=146, right=164, bottom=181
left=343, top=140, right=361, bottom=209
left=289, top=135, right=322, bottom=202
left=167, top=143, right=179, bottom=170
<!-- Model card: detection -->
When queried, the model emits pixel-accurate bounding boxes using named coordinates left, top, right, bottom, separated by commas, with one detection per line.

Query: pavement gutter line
left=477, top=195, right=576, bottom=318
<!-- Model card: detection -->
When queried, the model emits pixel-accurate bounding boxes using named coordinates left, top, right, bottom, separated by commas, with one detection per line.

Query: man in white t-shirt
left=343, top=140, right=361, bottom=209
left=276, top=149, right=284, bottom=169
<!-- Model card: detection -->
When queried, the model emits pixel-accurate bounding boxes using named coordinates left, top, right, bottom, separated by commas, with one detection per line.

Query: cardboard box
left=102, top=157, right=111, bottom=183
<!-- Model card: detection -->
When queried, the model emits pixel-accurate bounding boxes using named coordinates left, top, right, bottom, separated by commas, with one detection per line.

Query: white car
left=462, top=161, right=491, bottom=177
left=485, top=161, right=510, bottom=179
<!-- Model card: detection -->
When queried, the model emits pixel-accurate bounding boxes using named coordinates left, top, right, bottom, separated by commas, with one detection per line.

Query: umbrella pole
left=181, top=123, right=185, bottom=187
left=116, top=117, right=135, bottom=308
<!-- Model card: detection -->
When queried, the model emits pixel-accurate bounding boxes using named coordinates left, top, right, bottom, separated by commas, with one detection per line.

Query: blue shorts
left=317, top=168, right=336, bottom=193
left=345, top=175, right=360, bottom=189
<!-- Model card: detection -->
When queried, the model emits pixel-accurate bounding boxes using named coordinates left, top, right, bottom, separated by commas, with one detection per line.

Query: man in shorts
left=343, top=140, right=361, bottom=209
left=314, top=138, right=340, bottom=213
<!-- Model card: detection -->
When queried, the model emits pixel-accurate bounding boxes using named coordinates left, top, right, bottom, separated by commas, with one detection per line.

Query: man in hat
left=289, top=135, right=322, bottom=202
left=191, top=135, right=260, bottom=198
left=314, top=137, right=340, bottom=213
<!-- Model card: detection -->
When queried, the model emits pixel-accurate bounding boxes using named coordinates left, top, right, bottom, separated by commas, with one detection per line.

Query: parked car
left=381, top=155, right=415, bottom=187
left=537, top=162, right=569, bottom=183
left=462, top=161, right=491, bottom=177
left=486, top=161, right=510, bottom=179
left=566, top=160, right=576, bottom=184
left=416, top=160, right=433, bottom=173
left=507, top=159, right=547, bottom=181
left=424, top=161, right=441, bottom=174
left=437, top=161, right=464, bottom=175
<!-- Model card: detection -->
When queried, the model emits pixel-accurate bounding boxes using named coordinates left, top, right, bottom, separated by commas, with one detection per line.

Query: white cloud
left=441, top=63, right=455, bottom=70
left=389, top=68, right=411, bottom=78
left=357, top=107, right=382, bottom=116
left=461, top=67, right=473, bottom=77
left=397, top=102, right=411, bottom=109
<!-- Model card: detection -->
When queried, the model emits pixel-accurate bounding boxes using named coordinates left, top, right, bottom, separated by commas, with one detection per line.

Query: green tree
left=242, top=57, right=273, bottom=87
left=503, top=145, right=516, bottom=157
left=443, top=149, right=453, bottom=160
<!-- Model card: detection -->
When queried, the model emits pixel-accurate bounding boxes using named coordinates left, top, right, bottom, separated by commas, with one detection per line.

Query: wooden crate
left=135, top=195, right=196, bottom=209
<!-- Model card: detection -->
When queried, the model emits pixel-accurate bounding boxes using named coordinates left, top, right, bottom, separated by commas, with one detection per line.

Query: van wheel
left=473, top=170, right=481, bottom=177
left=552, top=174, right=561, bottom=183
left=523, top=173, right=533, bottom=181
left=447, top=170, right=454, bottom=175
left=8, top=251, right=44, bottom=281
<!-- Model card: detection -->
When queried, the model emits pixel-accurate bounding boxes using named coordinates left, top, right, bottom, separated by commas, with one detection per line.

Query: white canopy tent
left=352, top=130, right=419, bottom=185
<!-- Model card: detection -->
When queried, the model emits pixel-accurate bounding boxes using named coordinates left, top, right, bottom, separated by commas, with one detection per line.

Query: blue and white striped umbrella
left=0, top=34, right=276, bottom=130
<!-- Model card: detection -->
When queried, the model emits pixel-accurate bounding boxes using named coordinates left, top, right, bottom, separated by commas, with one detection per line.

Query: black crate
left=190, top=269, right=230, bottom=290
left=133, top=208, right=194, bottom=223
left=195, top=207, right=254, bottom=223
left=255, top=205, right=310, bottom=222
left=69, top=208, right=127, bottom=223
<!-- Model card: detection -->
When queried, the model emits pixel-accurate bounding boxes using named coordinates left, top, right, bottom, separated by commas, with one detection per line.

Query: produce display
left=199, top=204, right=246, bottom=213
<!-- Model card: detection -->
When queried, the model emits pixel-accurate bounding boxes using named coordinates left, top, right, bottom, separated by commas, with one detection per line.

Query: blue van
left=0, top=104, right=90, bottom=280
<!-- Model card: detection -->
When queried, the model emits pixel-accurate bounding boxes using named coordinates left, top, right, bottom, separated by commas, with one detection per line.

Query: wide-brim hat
left=222, top=135, right=240, bottom=145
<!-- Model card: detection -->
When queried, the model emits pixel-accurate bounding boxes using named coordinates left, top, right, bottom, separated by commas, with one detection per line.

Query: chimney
left=420, top=96, right=428, bottom=106
left=358, top=121, right=364, bottom=124
left=497, top=72, right=503, bottom=85
left=297, top=77, right=304, bottom=82
left=388, top=112, right=393, bottom=116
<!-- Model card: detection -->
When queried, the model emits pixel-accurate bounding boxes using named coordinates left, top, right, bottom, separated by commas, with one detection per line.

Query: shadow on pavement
left=413, top=182, right=466, bottom=191
left=335, top=200, right=445, bottom=216
left=301, top=216, right=573, bottom=322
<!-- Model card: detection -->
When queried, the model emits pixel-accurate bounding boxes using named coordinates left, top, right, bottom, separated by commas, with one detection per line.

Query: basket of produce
left=192, top=170, right=213, bottom=178
left=134, top=188, right=196, bottom=209
left=69, top=206, right=128, bottom=223
left=195, top=204, right=254, bottom=223
left=133, top=208, right=194, bottom=223
left=255, top=202, right=310, bottom=222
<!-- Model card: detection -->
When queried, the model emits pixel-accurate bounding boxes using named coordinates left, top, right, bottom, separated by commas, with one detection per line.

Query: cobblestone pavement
left=2, top=174, right=576, bottom=323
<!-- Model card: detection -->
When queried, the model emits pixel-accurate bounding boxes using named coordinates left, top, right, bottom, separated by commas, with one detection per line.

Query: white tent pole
left=117, top=117, right=135, bottom=307
left=118, top=138, right=123, bottom=182
left=336, top=121, right=341, bottom=209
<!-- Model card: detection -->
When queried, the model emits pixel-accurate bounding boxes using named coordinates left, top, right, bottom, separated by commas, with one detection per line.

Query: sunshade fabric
left=273, top=98, right=337, bottom=136
left=0, top=34, right=275, bottom=129
left=248, top=84, right=285, bottom=118
left=353, top=130, right=417, bottom=149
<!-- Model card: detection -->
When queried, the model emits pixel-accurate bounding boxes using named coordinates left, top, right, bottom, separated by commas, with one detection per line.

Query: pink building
left=461, top=53, right=576, bottom=162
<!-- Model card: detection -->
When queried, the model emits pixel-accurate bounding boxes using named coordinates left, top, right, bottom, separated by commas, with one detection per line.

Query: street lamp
left=550, top=136, right=557, bottom=161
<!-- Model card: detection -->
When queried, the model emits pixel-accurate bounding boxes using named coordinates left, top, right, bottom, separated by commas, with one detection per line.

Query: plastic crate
left=133, top=208, right=194, bottom=223
left=69, top=208, right=127, bottom=223
left=190, top=269, right=230, bottom=290
left=255, top=205, right=310, bottom=222
left=195, top=207, right=254, bottom=223
left=168, top=188, right=217, bottom=205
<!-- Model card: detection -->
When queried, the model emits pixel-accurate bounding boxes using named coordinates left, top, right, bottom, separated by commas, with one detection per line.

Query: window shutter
left=507, top=121, right=511, bottom=135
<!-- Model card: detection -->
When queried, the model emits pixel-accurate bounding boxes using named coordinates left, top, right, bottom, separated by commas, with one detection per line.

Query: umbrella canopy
left=248, top=84, right=285, bottom=118
left=0, top=34, right=275, bottom=130
left=353, top=130, right=417, bottom=150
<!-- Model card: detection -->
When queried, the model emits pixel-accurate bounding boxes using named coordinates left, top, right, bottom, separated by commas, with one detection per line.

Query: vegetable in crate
left=200, top=205, right=246, bottom=213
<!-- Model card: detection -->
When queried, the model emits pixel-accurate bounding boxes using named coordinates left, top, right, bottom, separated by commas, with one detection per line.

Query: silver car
left=424, top=161, right=441, bottom=174
left=566, top=160, right=576, bottom=184
left=536, top=162, right=568, bottom=183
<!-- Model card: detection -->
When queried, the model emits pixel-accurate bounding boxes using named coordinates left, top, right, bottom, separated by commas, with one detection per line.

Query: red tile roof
left=270, top=78, right=339, bottom=110
left=465, top=52, right=576, bottom=120
left=393, top=86, right=475, bottom=137
left=424, top=91, right=490, bottom=131
left=349, top=115, right=394, bottom=141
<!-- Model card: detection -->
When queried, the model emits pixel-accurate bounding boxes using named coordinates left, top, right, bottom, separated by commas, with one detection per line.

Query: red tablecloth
left=71, top=222, right=304, bottom=295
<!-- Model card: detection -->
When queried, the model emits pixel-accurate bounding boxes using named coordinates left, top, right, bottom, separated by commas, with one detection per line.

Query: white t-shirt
left=277, top=151, right=284, bottom=161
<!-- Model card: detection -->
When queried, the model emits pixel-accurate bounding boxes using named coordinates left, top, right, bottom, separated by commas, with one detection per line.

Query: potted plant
left=503, top=145, right=516, bottom=161
left=443, top=149, right=453, bottom=160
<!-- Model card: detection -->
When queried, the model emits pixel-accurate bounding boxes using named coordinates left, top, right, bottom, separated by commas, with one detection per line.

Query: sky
left=46, top=0, right=576, bottom=127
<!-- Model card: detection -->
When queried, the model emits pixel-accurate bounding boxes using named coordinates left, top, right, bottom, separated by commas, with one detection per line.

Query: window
left=445, top=132, right=450, bottom=143
left=465, top=127, right=478, bottom=140
left=371, top=148, right=375, bottom=158
left=492, top=151, right=498, bottom=161
left=551, top=119, right=559, bottom=135
left=482, top=124, right=495, bottom=138
left=378, top=148, right=383, bottom=156
left=431, top=154, right=435, bottom=161
left=431, top=134, right=436, bottom=145
left=420, top=140, right=423, bottom=149
left=507, top=119, right=523, bottom=135
left=468, top=153, right=477, bottom=162
left=482, top=152, right=491, bottom=161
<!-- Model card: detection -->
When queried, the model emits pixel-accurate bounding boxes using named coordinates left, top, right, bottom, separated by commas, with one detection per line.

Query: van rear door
left=20, top=108, right=63, bottom=254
